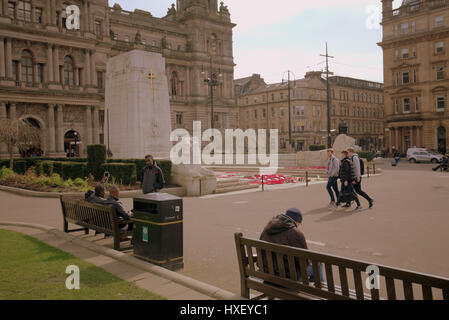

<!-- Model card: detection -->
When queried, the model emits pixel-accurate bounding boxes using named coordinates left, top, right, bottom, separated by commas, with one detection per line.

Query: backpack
left=352, top=155, right=365, bottom=176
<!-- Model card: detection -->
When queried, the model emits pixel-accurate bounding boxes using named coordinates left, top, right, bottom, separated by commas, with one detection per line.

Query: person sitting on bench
left=85, top=184, right=108, bottom=205
left=260, top=208, right=324, bottom=283
left=105, top=185, right=134, bottom=233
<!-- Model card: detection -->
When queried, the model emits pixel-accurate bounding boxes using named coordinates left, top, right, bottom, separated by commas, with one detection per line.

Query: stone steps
left=208, top=166, right=327, bottom=178
left=214, top=179, right=259, bottom=194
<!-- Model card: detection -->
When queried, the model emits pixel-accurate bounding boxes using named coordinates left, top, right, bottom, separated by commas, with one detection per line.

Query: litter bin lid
left=134, top=193, right=182, bottom=202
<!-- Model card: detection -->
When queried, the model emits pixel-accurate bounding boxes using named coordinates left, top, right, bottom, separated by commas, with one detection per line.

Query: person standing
left=336, top=151, right=362, bottom=212
left=141, top=155, right=165, bottom=194
left=347, top=148, right=374, bottom=209
left=326, top=149, right=340, bottom=209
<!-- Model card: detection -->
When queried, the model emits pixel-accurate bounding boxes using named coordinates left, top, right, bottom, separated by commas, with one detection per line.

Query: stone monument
left=104, top=50, right=172, bottom=159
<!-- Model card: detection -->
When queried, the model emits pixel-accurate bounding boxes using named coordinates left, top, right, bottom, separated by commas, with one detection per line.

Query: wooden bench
left=235, top=233, right=449, bottom=300
left=60, top=195, right=133, bottom=251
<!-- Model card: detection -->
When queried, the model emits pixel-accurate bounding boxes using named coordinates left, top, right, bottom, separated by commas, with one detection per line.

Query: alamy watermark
left=65, top=5, right=80, bottom=30
left=65, top=265, right=80, bottom=290
left=170, top=121, right=279, bottom=174
left=365, top=5, right=382, bottom=30
left=365, top=265, right=380, bottom=290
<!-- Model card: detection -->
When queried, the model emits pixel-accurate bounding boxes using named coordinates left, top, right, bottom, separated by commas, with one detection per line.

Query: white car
left=407, top=151, right=443, bottom=163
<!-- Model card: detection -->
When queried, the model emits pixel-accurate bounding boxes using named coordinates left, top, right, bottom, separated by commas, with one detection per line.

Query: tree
left=0, top=118, right=41, bottom=169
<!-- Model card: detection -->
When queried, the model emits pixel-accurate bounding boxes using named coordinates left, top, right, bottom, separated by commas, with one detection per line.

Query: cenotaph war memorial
left=104, top=50, right=172, bottom=159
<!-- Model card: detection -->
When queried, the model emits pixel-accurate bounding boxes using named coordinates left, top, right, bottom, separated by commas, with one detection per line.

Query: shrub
left=309, top=145, right=326, bottom=151
left=60, top=162, right=87, bottom=180
left=41, top=161, right=54, bottom=176
left=107, top=159, right=172, bottom=184
left=87, top=145, right=107, bottom=180
left=73, top=178, right=85, bottom=187
left=358, top=151, right=375, bottom=162
left=0, top=166, right=15, bottom=180
left=13, top=160, right=27, bottom=175
left=100, top=163, right=137, bottom=186
left=49, top=174, right=64, bottom=187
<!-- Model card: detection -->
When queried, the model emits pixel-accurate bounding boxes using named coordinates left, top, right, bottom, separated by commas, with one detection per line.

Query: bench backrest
left=60, top=195, right=118, bottom=235
left=235, top=233, right=449, bottom=300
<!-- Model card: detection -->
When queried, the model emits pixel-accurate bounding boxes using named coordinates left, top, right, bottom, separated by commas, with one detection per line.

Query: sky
left=110, top=0, right=404, bottom=84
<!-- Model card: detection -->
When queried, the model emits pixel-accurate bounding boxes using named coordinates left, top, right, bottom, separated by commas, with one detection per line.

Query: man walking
left=336, top=151, right=362, bottom=212
left=348, top=148, right=374, bottom=209
left=141, top=155, right=165, bottom=194
left=326, top=149, right=340, bottom=209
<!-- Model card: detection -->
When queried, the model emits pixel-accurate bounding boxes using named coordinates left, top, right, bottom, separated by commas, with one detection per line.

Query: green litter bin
left=131, top=193, right=183, bottom=271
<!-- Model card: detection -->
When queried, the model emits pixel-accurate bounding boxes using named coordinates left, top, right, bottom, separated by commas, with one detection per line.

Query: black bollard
left=262, top=175, right=264, bottom=192
left=306, top=171, right=309, bottom=187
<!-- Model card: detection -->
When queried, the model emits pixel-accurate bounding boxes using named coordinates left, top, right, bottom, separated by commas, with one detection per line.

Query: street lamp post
left=282, top=70, right=296, bottom=149
left=73, top=132, right=78, bottom=157
left=202, top=56, right=222, bottom=130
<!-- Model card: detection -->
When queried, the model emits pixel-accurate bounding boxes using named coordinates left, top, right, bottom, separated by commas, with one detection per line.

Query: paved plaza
left=1, top=159, right=448, bottom=294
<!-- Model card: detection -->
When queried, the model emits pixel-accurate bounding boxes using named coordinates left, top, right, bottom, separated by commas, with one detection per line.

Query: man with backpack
left=336, top=150, right=362, bottom=212
left=347, top=148, right=374, bottom=209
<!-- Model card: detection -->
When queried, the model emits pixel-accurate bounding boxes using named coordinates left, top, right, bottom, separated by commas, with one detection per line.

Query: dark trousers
left=353, top=178, right=372, bottom=203
left=326, top=177, right=339, bottom=202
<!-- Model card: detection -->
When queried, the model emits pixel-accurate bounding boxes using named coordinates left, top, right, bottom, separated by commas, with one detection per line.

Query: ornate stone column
left=47, top=44, right=53, bottom=82
left=93, top=107, right=99, bottom=144
left=56, top=104, right=64, bottom=153
left=51, top=0, right=56, bottom=26
left=45, top=0, right=51, bottom=25
left=0, top=37, right=5, bottom=78
left=5, top=38, right=12, bottom=79
left=53, top=45, right=59, bottom=83
left=47, top=104, right=56, bottom=153
left=90, top=50, right=96, bottom=87
left=0, top=102, right=7, bottom=155
left=84, top=50, right=91, bottom=86
left=83, top=1, right=89, bottom=32
left=74, top=67, right=79, bottom=86
left=85, top=106, right=92, bottom=146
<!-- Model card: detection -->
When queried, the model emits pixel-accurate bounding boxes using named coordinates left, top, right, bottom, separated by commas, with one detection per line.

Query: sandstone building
left=235, top=72, right=385, bottom=151
left=379, top=0, right=449, bottom=154
left=0, top=0, right=236, bottom=158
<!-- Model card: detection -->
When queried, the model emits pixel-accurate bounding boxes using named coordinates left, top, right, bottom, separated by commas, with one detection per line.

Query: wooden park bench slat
left=353, top=269, right=365, bottom=300
left=324, top=263, right=335, bottom=293
left=422, top=285, right=433, bottom=300
left=403, top=281, right=414, bottom=300
left=235, top=233, right=449, bottom=300
left=385, top=277, right=397, bottom=300
left=60, top=195, right=133, bottom=251
left=245, top=245, right=255, bottom=272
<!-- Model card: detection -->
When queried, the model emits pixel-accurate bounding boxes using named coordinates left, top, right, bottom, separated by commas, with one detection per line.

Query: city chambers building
left=235, top=72, right=385, bottom=152
left=379, top=0, right=449, bottom=154
left=0, top=0, right=237, bottom=158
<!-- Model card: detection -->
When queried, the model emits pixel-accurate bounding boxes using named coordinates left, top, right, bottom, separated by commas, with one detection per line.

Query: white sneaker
left=354, top=206, right=364, bottom=212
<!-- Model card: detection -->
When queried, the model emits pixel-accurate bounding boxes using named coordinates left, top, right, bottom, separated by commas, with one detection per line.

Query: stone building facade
left=235, top=72, right=385, bottom=152
left=379, top=0, right=449, bottom=154
left=0, top=0, right=237, bottom=158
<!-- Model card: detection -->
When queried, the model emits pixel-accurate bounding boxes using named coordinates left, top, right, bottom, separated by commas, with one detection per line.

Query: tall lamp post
left=202, top=56, right=222, bottom=130
left=282, top=70, right=296, bottom=149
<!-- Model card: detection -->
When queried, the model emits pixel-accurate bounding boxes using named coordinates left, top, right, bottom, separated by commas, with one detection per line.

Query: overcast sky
left=110, top=0, right=404, bottom=84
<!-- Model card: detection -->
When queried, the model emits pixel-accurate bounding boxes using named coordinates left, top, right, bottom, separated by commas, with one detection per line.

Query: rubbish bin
left=131, top=193, right=183, bottom=271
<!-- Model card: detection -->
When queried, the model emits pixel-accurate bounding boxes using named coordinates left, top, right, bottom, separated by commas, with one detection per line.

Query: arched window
left=64, top=56, right=74, bottom=86
left=170, top=71, right=178, bottom=96
left=21, top=50, right=33, bottom=83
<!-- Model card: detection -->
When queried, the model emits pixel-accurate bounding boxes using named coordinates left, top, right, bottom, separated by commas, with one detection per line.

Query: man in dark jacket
left=336, top=151, right=362, bottom=211
left=141, top=155, right=165, bottom=194
left=104, top=185, right=134, bottom=232
left=260, top=208, right=323, bottom=282
left=432, top=153, right=449, bottom=171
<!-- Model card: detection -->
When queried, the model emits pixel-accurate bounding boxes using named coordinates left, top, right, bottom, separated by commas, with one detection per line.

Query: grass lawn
left=0, top=229, right=166, bottom=300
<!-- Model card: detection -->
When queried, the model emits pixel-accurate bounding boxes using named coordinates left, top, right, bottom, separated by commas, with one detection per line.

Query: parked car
left=407, top=150, right=443, bottom=163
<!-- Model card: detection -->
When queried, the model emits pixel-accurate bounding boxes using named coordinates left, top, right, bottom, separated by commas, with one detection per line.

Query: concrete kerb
left=0, top=221, right=244, bottom=300
left=0, top=185, right=185, bottom=199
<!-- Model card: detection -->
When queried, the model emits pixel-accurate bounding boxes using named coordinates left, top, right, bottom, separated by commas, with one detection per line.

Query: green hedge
left=100, top=163, right=137, bottom=185
left=358, top=151, right=375, bottom=162
left=87, top=145, right=107, bottom=180
left=13, top=160, right=27, bottom=175
left=37, top=161, right=87, bottom=180
left=309, top=145, right=326, bottom=151
left=107, top=159, right=172, bottom=184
